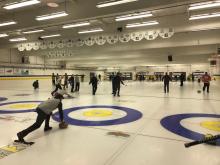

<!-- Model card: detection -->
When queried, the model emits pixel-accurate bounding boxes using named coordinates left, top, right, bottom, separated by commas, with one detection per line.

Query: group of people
left=56, top=71, right=212, bottom=95
left=162, top=72, right=211, bottom=93
left=88, top=72, right=125, bottom=96
left=17, top=73, right=108, bottom=144
left=18, top=71, right=212, bottom=144
left=35, top=72, right=212, bottom=95
left=51, top=73, right=80, bottom=95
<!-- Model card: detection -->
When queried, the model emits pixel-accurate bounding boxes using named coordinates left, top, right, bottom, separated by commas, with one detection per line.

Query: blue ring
left=161, top=113, right=220, bottom=145
left=0, top=101, right=42, bottom=114
left=52, top=105, right=142, bottom=126
left=14, top=94, right=32, bottom=96
left=0, top=97, right=8, bottom=102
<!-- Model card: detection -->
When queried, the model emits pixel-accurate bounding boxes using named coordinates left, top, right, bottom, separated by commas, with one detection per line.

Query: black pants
left=92, top=85, right=97, bottom=95
left=113, top=85, right=120, bottom=96
left=180, top=80, right=183, bottom=86
left=75, top=82, right=80, bottom=91
left=18, top=108, right=51, bottom=138
left=203, top=83, right=210, bottom=92
left=70, top=83, right=74, bottom=92
left=63, top=81, right=68, bottom=89
left=52, top=80, right=55, bottom=86
left=51, top=84, right=62, bottom=95
left=112, top=81, right=115, bottom=94
left=164, top=83, right=169, bottom=93
left=33, top=85, right=39, bottom=90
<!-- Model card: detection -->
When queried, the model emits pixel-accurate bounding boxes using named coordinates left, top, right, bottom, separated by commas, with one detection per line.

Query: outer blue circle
left=161, top=113, right=220, bottom=145
left=14, top=94, right=32, bottom=96
left=52, top=105, right=142, bottom=126
left=0, top=101, right=42, bottom=114
left=0, top=97, right=8, bottom=102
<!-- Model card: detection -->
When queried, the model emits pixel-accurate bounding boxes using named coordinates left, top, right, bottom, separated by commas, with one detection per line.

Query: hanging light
left=36, top=11, right=68, bottom=21
left=97, top=0, right=138, bottom=8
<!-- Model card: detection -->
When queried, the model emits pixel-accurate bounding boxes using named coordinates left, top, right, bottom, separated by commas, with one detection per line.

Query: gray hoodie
left=38, top=98, right=61, bottom=114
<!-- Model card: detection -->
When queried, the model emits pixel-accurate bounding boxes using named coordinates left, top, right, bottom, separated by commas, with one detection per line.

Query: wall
left=0, top=48, right=21, bottom=64
left=29, top=56, right=45, bottom=65
left=0, top=48, right=215, bottom=82
left=0, top=48, right=47, bottom=66
left=211, top=58, right=220, bottom=75
left=0, top=48, right=64, bottom=67
left=105, top=64, right=210, bottom=80
left=0, top=68, right=105, bottom=82
left=0, top=48, right=105, bottom=81
left=135, top=64, right=210, bottom=76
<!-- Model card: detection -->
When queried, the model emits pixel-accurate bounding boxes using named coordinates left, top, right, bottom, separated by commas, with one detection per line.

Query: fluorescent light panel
left=189, top=12, right=220, bottom=20
left=78, top=28, right=103, bottom=34
left=0, top=33, right=8, bottom=38
left=36, top=11, right=68, bottom=21
left=23, top=29, right=44, bottom=34
left=9, top=37, right=27, bottom=42
left=189, top=1, right=220, bottom=10
left=115, top=11, right=152, bottom=21
left=0, top=21, right=17, bottom=27
left=97, top=0, right=138, bottom=8
left=63, top=22, right=90, bottom=29
left=47, top=2, right=59, bottom=8
left=40, top=34, right=61, bottom=38
left=126, top=21, right=158, bottom=28
left=3, top=0, right=40, bottom=10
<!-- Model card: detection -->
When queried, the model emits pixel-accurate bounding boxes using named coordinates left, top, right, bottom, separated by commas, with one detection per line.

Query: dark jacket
left=33, top=81, right=39, bottom=88
left=113, top=75, right=124, bottom=86
left=68, top=76, right=74, bottom=84
left=162, top=75, right=171, bottom=84
left=64, top=75, right=68, bottom=82
left=180, top=74, right=184, bottom=81
left=89, top=77, right=98, bottom=86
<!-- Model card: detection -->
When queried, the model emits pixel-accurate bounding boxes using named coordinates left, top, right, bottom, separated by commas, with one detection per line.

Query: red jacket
left=202, top=74, right=211, bottom=83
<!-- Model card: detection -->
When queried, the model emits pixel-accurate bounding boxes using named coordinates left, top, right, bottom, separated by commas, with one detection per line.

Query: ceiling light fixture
left=3, top=0, right=40, bottom=10
left=63, top=22, right=90, bottom=29
left=0, top=21, right=17, bottom=27
left=78, top=28, right=103, bottom=34
left=97, top=0, right=138, bottom=8
left=40, top=34, right=61, bottom=38
left=126, top=21, right=159, bottom=28
left=115, top=11, right=152, bottom=21
left=47, top=2, right=59, bottom=8
left=23, top=29, right=44, bottom=34
left=9, top=37, right=27, bottom=42
left=189, top=1, right=220, bottom=10
left=189, top=12, right=220, bottom=20
left=0, top=33, right=8, bottom=38
left=36, top=11, right=68, bottom=21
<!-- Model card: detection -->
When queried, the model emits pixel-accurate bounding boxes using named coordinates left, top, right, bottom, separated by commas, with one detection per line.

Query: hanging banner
left=0, top=68, right=4, bottom=75
left=5, top=68, right=13, bottom=75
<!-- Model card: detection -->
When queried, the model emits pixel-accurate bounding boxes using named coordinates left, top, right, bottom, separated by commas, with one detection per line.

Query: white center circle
left=181, top=117, right=220, bottom=135
left=68, top=108, right=127, bottom=121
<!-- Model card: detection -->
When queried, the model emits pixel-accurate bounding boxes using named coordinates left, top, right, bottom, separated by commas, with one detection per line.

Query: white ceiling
left=0, top=0, right=220, bottom=67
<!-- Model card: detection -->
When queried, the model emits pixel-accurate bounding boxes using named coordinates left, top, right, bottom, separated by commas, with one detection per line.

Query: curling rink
left=0, top=80, right=220, bottom=165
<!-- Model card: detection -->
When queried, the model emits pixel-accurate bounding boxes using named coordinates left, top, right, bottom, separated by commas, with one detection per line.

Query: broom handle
left=185, top=135, right=220, bottom=148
